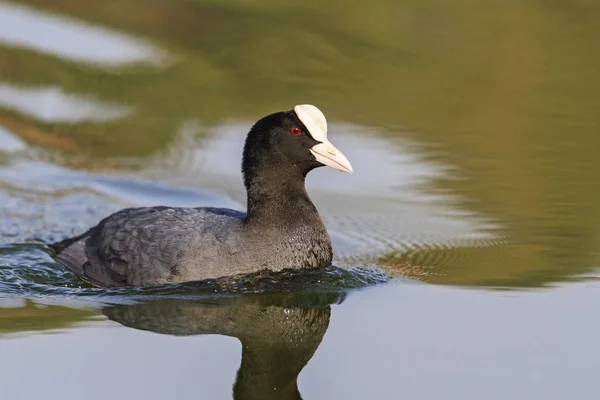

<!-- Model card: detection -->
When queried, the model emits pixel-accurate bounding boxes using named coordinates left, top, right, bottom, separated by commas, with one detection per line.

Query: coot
left=51, top=105, right=353, bottom=287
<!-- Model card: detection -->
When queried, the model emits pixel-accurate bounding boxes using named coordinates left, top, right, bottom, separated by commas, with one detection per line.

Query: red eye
left=291, top=127, right=301, bottom=136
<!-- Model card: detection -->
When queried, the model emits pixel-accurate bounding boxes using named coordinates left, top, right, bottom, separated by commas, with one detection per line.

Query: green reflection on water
left=0, top=300, right=98, bottom=335
left=1, top=0, right=600, bottom=288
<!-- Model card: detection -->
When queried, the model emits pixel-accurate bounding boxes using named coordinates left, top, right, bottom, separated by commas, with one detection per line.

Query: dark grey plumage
left=50, top=107, right=348, bottom=287
left=54, top=205, right=330, bottom=286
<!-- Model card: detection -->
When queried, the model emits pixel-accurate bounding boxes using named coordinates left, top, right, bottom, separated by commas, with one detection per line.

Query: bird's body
left=54, top=202, right=331, bottom=287
left=51, top=105, right=352, bottom=287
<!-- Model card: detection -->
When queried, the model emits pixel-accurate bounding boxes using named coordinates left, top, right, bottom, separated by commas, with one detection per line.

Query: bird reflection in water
left=103, top=291, right=345, bottom=400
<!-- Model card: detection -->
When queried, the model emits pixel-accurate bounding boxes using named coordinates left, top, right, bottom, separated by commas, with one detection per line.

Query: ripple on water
left=0, top=242, right=392, bottom=302
left=0, top=2, right=168, bottom=67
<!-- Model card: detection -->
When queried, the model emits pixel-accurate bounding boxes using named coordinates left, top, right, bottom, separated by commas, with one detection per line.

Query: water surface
left=1, top=0, right=600, bottom=399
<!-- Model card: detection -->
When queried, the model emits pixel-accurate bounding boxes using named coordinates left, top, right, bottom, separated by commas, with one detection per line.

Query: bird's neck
left=244, top=169, right=319, bottom=225
left=242, top=169, right=333, bottom=272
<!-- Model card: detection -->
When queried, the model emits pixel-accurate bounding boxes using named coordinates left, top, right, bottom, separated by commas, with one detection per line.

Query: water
left=1, top=0, right=600, bottom=399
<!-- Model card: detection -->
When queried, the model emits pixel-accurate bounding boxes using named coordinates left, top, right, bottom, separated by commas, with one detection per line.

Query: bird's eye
left=291, top=127, right=301, bottom=136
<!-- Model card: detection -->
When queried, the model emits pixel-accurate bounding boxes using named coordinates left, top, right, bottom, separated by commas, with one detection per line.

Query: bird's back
left=54, top=206, right=246, bottom=287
